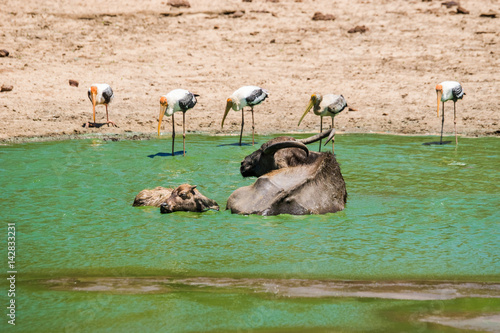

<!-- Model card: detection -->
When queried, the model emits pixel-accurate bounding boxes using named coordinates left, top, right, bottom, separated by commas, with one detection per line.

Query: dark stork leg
left=440, top=102, right=445, bottom=145
left=319, top=116, right=323, bottom=152
left=251, top=106, right=255, bottom=146
left=239, top=108, right=244, bottom=146
left=172, top=113, right=175, bottom=156
left=453, top=101, right=458, bottom=146
left=182, top=111, right=186, bottom=156
left=331, top=117, right=335, bottom=153
left=105, top=104, right=116, bottom=127
left=92, top=97, right=96, bottom=126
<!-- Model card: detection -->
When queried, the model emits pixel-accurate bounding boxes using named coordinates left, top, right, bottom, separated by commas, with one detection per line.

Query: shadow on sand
left=81, top=122, right=119, bottom=128
left=147, top=151, right=186, bottom=158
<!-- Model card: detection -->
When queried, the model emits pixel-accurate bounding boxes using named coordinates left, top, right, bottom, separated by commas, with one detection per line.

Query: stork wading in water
left=158, top=89, right=199, bottom=156
left=298, top=94, right=347, bottom=152
left=221, top=86, right=269, bottom=146
left=435, top=81, right=465, bottom=145
left=87, top=84, right=116, bottom=128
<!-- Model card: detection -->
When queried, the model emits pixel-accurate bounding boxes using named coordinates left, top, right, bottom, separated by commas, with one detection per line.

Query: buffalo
left=133, top=184, right=219, bottom=214
left=227, top=129, right=347, bottom=215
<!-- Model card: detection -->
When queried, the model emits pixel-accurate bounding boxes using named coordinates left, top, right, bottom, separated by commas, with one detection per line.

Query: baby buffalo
left=133, top=184, right=219, bottom=214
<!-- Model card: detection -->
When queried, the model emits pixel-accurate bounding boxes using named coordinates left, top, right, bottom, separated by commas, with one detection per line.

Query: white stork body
left=298, top=94, right=347, bottom=152
left=221, top=86, right=269, bottom=146
left=436, top=81, right=465, bottom=145
left=158, top=89, right=198, bottom=156
left=87, top=83, right=115, bottom=127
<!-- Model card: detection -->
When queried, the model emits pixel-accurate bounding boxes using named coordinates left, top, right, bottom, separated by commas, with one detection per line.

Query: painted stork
left=298, top=94, right=347, bottom=152
left=221, top=86, right=269, bottom=146
left=158, top=89, right=199, bottom=156
left=436, top=81, right=465, bottom=145
left=87, top=83, right=115, bottom=127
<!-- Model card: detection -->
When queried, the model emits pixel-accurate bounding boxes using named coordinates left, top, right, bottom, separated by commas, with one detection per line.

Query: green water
left=1, top=134, right=499, bottom=332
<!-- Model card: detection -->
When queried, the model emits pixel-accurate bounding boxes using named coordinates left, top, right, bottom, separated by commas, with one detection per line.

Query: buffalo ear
left=263, top=141, right=309, bottom=156
left=188, top=185, right=197, bottom=196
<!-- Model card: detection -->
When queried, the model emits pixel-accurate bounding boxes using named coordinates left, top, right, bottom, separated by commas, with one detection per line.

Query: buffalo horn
left=263, top=141, right=309, bottom=156
left=298, top=129, right=335, bottom=145
left=323, top=129, right=336, bottom=146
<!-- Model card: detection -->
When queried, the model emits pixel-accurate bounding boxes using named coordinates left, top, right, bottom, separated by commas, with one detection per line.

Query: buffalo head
left=240, top=129, right=336, bottom=178
left=160, top=184, right=219, bottom=214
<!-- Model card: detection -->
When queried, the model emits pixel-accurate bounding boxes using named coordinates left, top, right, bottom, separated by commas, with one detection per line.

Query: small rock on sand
left=348, top=25, right=369, bottom=33
left=480, top=10, right=497, bottom=18
left=0, top=49, right=9, bottom=57
left=1, top=85, right=13, bottom=92
left=167, top=0, right=190, bottom=8
left=456, top=6, right=469, bottom=14
left=69, top=79, right=79, bottom=87
left=441, top=1, right=459, bottom=8
left=232, top=11, right=245, bottom=18
left=312, top=12, right=336, bottom=21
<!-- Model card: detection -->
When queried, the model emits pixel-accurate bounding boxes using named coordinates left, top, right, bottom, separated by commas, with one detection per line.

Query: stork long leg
left=172, top=113, right=175, bottom=156
left=440, top=102, right=445, bottom=145
left=319, top=117, right=323, bottom=152
left=251, top=106, right=255, bottom=146
left=331, top=117, right=335, bottom=153
left=183, top=111, right=186, bottom=156
left=239, top=108, right=245, bottom=146
left=106, top=104, right=110, bottom=126
left=105, top=104, right=116, bottom=127
left=92, top=98, right=96, bottom=124
left=453, top=101, right=458, bottom=146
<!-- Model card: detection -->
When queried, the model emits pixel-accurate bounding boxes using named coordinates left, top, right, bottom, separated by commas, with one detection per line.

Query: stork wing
left=326, top=95, right=347, bottom=115
left=102, top=86, right=114, bottom=104
left=452, top=85, right=464, bottom=100
left=178, top=92, right=197, bottom=111
left=246, top=88, right=268, bottom=106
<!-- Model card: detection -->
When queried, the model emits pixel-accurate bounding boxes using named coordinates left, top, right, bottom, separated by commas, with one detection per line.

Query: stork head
left=298, top=94, right=320, bottom=126
left=221, top=98, right=234, bottom=129
left=435, top=84, right=443, bottom=118
left=158, top=96, right=168, bottom=136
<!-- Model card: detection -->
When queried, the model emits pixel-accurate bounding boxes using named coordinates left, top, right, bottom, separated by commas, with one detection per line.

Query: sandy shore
left=1, top=0, right=499, bottom=142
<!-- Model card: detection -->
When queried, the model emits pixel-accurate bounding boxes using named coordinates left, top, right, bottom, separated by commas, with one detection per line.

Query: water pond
left=0, top=133, right=499, bottom=332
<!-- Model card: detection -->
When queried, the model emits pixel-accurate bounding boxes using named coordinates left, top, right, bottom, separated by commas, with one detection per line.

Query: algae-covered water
left=0, top=134, right=499, bottom=332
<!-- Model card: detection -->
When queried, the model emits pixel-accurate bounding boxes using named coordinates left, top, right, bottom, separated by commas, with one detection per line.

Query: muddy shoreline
left=1, top=128, right=499, bottom=145
left=1, top=0, right=499, bottom=144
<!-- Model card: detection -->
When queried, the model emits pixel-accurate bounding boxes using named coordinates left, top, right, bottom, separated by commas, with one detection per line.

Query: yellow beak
left=92, top=92, right=97, bottom=123
left=298, top=98, right=314, bottom=126
left=158, top=104, right=166, bottom=136
left=221, top=100, right=233, bottom=129
left=436, top=90, right=442, bottom=118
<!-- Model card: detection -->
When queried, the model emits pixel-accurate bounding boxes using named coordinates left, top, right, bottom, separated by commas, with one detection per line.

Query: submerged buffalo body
left=227, top=130, right=347, bottom=216
left=133, top=184, right=219, bottom=213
